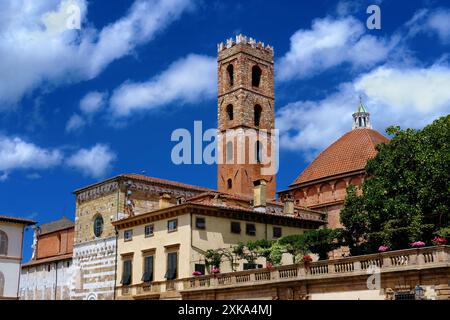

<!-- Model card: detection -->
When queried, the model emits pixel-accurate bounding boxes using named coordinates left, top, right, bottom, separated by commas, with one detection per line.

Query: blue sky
left=1, top=0, right=449, bottom=261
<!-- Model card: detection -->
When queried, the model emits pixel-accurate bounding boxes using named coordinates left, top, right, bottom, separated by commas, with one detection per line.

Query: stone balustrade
left=117, top=246, right=449, bottom=298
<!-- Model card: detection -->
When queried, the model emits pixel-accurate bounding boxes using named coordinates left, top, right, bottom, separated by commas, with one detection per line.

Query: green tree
left=302, top=228, right=343, bottom=260
left=277, top=234, right=309, bottom=263
left=340, top=184, right=370, bottom=255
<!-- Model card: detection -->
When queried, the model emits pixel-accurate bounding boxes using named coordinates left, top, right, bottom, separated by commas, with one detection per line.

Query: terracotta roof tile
left=291, top=129, right=389, bottom=186
left=39, top=217, right=74, bottom=235
left=0, top=215, right=36, bottom=225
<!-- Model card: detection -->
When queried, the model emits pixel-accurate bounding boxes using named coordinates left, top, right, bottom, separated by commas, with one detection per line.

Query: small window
left=246, top=223, right=256, bottom=236
left=168, top=219, right=178, bottom=232
left=47, top=265, right=51, bottom=272
left=196, top=217, right=206, bottom=230
left=227, top=64, right=234, bottom=86
left=124, top=230, right=133, bottom=241
left=142, top=256, right=154, bottom=283
left=145, top=225, right=154, bottom=237
left=273, top=227, right=282, bottom=238
left=254, top=104, right=262, bottom=127
left=227, top=179, right=233, bottom=189
left=195, top=264, right=206, bottom=275
left=252, top=65, right=262, bottom=87
left=121, top=259, right=132, bottom=286
left=93, top=215, right=104, bottom=238
left=165, top=252, right=178, bottom=280
left=226, top=141, right=233, bottom=162
left=226, top=104, right=234, bottom=121
left=231, top=222, right=241, bottom=234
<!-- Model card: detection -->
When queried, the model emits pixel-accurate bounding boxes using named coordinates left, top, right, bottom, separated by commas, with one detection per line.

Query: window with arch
left=0, top=271, right=4, bottom=297
left=226, top=141, right=233, bottom=162
left=254, top=104, right=262, bottom=126
left=252, top=65, right=262, bottom=87
left=255, top=141, right=263, bottom=163
left=93, top=215, right=104, bottom=238
left=227, top=179, right=232, bottom=189
left=227, top=64, right=234, bottom=86
left=226, top=104, right=233, bottom=121
left=0, top=230, right=7, bottom=256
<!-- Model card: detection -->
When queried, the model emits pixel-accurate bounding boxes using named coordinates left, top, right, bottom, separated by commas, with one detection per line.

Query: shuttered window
left=165, top=252, right=178, bottom=280
left=142, top=256, right=154, bottom=283
left=121, top=259, right=132, bottom=286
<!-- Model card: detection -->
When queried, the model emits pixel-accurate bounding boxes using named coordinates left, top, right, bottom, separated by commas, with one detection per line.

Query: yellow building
left=112, top=184, right=325, bottom=299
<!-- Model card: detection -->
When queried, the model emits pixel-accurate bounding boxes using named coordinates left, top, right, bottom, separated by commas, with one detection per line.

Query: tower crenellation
left=217, top=34, right=274, bottom=53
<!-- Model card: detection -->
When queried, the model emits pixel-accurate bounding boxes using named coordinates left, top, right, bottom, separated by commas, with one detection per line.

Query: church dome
left=291, top=128, right=389, bottom=186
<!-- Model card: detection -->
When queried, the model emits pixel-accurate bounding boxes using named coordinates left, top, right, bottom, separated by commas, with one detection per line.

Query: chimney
left=159, top=193, right=172, bottom=209
left=283, top=193, right=294, bottom=215
left=253, top=179, right=267, bottom=211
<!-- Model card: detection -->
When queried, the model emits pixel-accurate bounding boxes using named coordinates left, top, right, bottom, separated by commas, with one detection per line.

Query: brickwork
left=217, top=36, right=276, bottom=199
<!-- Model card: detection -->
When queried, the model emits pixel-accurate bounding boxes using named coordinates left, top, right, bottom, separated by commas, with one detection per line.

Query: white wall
left=0, top=221, right=25, bottom=299
left=20, top=260, right=74, bottom=300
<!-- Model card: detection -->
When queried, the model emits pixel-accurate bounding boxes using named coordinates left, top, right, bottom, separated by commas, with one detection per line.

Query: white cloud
left=406, top=8, right=450, bottom=44
left=0, top=0, right=193, bottom=106
left=426, top=9, right=450, bottom=44
left=66, top=144, right=116, bottom=178
left=110, top=54, right=216, bottom=117
left=0, top=135, right=63, bottom=178
left=277, top=63, right=450, bottom=154
left=65, top=113, right=86, bottom=132
left=277, top=16, right=395, bottom=81
left=80, top=91, right=107, bottom=115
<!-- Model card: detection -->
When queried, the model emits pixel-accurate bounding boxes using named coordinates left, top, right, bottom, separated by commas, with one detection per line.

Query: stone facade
left=71, top=174, right=208, bottom=300
left=217, top=35, right=276, bottom=200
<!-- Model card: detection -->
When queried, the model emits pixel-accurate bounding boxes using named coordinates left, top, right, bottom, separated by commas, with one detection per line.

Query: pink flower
left=410, top=241, right=426, bottom=248
left=192, top=271, right=202, bottom=276
left=211, top=267, right=220, bottom=274
left=432, top=237, right=447, bottom=245
left=302, top=255, right=313, bottom=262
left=378, top=245, right=390, bottom=252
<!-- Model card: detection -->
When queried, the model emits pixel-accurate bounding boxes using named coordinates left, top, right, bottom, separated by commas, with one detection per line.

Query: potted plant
left=210, top=267, right=220, bottom=274
left=302, top=255, right=313, bottom=263
left=378, top=245, right=390, bottom=252
left=410, top=241, right=426, bottom=248
left=192, top=271, right=202, bottom=276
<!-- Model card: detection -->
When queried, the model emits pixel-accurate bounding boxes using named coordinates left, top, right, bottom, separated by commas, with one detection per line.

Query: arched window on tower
left=227, top=179, right=232, bottom=189
left=226, top=104, right=233, bottom=121
left=254, top=104, right=262, bottom=127
left=255, top=141, right=263, bottom=163
left=0, top=230, right=8, bottom=256
left=227, top=64, right=234, bottom=86
left=226, top=141, right=233, bottom=162
left=252, top=65, right=262, bottom=87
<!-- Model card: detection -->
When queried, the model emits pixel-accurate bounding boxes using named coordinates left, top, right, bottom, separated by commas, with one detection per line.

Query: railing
left=116, top=246, right=449, bottom=297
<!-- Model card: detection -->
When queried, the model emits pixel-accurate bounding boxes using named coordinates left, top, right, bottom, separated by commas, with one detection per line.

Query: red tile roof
left=0, top=215, right=36, bottom=226
left=291, top=129, right=389, bottom=186
left=21, top=253, right=72, bottom=268
left=74, top=173, right=212, bottom=193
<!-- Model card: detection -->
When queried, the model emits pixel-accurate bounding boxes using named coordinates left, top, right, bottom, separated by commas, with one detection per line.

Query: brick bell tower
left=217, top=34, right=277, bottom=200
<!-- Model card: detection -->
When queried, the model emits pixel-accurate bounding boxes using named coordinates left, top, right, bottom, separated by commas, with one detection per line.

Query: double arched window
left=0, top=230, right=8, bottom=256
left=93, top=215, right=104, bottom=238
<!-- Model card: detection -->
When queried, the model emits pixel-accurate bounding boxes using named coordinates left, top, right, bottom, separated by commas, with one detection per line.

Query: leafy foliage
left=340, top=115, right=450, bottom=251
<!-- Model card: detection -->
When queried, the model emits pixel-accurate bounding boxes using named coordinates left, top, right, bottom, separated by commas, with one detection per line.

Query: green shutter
left=142, top=256, right=153, bottom=282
